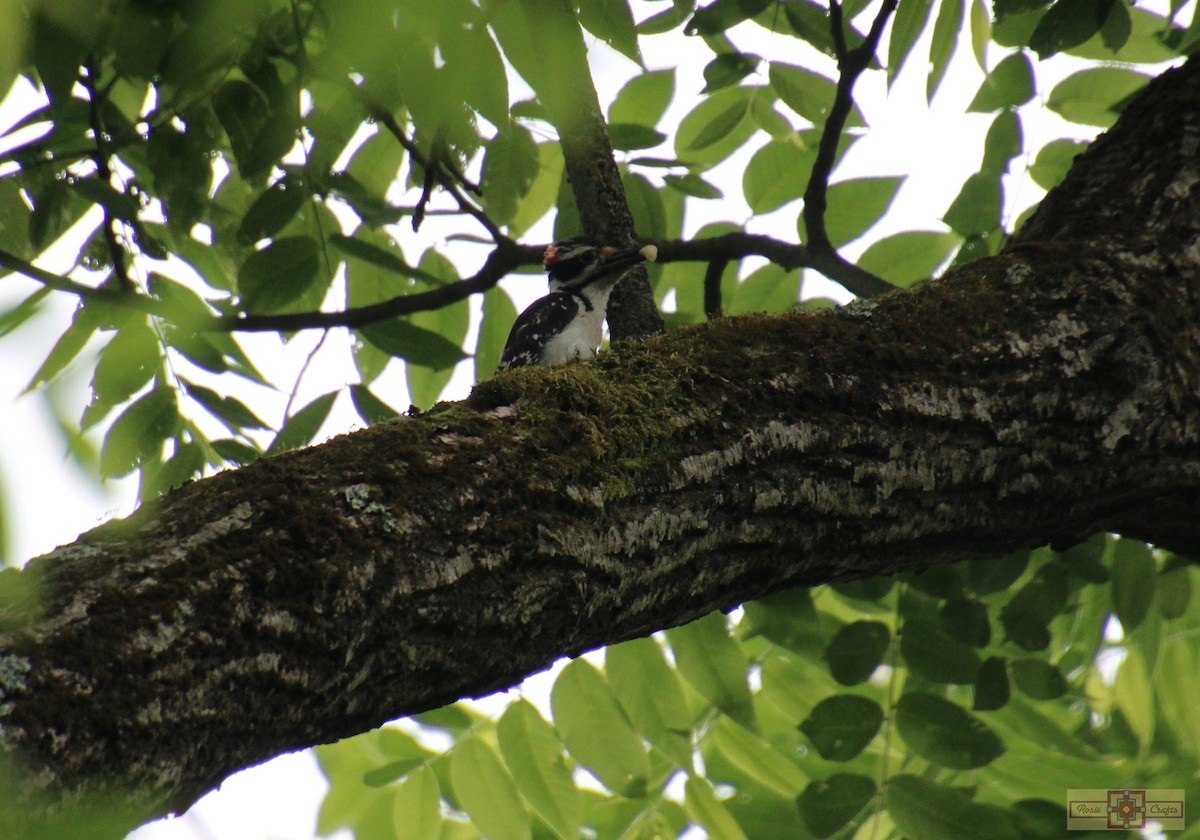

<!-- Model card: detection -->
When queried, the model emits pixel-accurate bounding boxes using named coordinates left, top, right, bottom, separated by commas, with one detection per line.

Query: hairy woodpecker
left=498, top=236, right=658, bottom=369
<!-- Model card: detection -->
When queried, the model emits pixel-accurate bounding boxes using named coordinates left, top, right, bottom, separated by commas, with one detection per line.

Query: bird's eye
left=581, top=251, right=598, bottom=263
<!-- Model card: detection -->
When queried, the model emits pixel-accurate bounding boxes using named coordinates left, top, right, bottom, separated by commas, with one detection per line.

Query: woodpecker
left=498, top=236, right=658, bottom=369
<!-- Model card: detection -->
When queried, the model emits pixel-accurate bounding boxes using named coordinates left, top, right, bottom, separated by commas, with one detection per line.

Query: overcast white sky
left=1, top=1, right=1174, bottom=837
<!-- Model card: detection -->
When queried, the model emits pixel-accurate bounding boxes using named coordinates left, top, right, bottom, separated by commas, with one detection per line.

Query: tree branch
left=800, top=0, right=898, bottom=298
left=82, top=58, right=134, bottom=291
left=220, top=239, right=542, bottom=332
left=371, top=109, right=497, bottom=239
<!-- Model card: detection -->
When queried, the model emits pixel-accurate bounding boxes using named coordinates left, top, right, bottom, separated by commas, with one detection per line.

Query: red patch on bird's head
left=543, top=244, right=561, bottom=267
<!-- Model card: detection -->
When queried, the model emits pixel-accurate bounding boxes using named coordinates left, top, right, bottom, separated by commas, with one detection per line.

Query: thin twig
left=83, top=57, right=134, bottom=291
left=801, top=0, right=899, bottom=297
left=0, top=247, right=162, bottom=314
left=221, top=240, right=541, bottom=332
left=370, top=108, right=501, bottom=241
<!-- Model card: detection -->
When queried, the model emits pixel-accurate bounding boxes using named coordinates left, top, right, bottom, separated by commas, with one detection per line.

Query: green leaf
left=968, top=549, right=1030, bottom=595
left=817, top=176, right=905, bottom=247
left=99, top=386, right=178, bottom=478
left=359, top=321, right=467, bottom=372
left=605, top=636, right=694, bottom=769
left=728, top=263, right=800, bottom=315
left=621, top=171, right=668, bottom=241
left=267, top=390, right=337, bottom=455
left=968, top=0, right=991, bottom=68
left=237, top=236, right=321, bottom=313
left=743, top=137, right=819, bottom=214
left=663, top=173, right=723, bottom=200
left=1158, top=559, right=1191, bottom=619
left=701, top=52, right=760, bottom=94
left=608, top=123, right=668, bottom=151
left=482, top=123, right=540, bottom=227
left=968, top=52, right=1035, bottom=113
left=475, top=288, right=518, bottom=381
left=1028, top=138, right=1087, bottom=190
left=769, top=63, right=845, bottom=126
left=550, top=659, right=650, bottom=797
left=1001, top=566, right=1068, bottom=651
left=887, top=775, right=1021, bottom=840
left=683, top=776, right=748, bottom=840
left=392, top=766, right=442, bottom=840
left=213, top=79, right=270, bottom=179
left=974, top=655, right=1011, bottom=712
left=186, top=382, right=270, bottom=431
left=1009, top=659, right=1066, bottom=700
left=685, top=0, right=772, bottom=35
left=939, top=598, right=991, bottom=648
left=212, top=439, right=262, bottom=467
left=441, top=23, right=509, bottom=126
left=855, top=231, right=960, bottom=287
left=943, top=172, right=1003, bottom=237
left=711, top=718, right=807, bottom=798
left=676, top=86, right=755, bottom=158
left=406, top=249, right=470, bottom=406
left=1046, top=67, right=1150, bottom=128
left=509, top=143, right=564, bottom=238
left=24, top=307, right=100, bottom=393
left=928, top=0, right=965, bottom=102
left=666, top=612, right=756, bottom=730
left=798, top=773, right=875, bottom=839
left=894, top=692, right=1004, bottom=769
left=236, top=171, right=307, bottom=244
left=90, top=321, right=161, bottom=412
left=799, top=694, right=883, bottom=762
left=1111, top=538, right=1155, bottom=634
left=497, top=700, right=580, bottom=840
left=609, top=70, right=675, bottom=128
left=902, top=619, right=984, bottom=681
left=1028, top=0, right=1114, bottom=59
left=349, top=384, right=400, bottom=426
left=1114, top=646, right=1154, bottom=750
left=451, top=737, right=531, bottom=840
left=888, top=0, right=935, bottom=87
left=363, top=756, right=427, bottom=788
left=982, top=109, right=1023, bottom=175
left=824, top=621, right=890, bottom=686
left=578, top=0, right=642, bottom=65
left=336, top=234, right=429, bottom=287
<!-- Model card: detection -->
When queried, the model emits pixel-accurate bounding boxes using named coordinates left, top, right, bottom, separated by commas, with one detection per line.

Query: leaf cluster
left=317, top=536, right=1200, bottom=839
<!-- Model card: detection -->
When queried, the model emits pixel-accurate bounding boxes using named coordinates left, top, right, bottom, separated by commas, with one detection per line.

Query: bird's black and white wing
left=498, top=292, right=585, bottom=369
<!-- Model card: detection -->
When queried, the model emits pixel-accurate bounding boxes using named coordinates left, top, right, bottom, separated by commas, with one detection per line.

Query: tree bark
left=3, top=52, right=1200, bottom=835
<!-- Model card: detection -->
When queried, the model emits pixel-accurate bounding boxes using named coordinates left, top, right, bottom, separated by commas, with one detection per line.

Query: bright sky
left=0, top=1, right=1179, bottom=837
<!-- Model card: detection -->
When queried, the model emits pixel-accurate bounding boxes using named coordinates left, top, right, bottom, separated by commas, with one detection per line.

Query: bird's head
left=543, top=236, right=657, bottom=293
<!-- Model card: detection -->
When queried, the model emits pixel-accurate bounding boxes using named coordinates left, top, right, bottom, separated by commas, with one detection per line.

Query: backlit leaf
left=451, top=738, right=531, bottom=840
left=267, top=390, right=337, bottom=455
left=894, top=692, right=1004, bottom=769
left=799, top=694, right=883, bottom=762
left=799, top=773, right=875, bottom=839
left=1047, top=67, right=1150, bottom=127
left=968, top=52, right=1035, bottom=112
left=237, top=236, right=320, bottom=313
left=856, top=231, right=960, bottom=287
left=666, top=612, right=756, bottom=730
left=550, top=659, right=649, bottom=797
left=497, top=700, right=580, bottom=840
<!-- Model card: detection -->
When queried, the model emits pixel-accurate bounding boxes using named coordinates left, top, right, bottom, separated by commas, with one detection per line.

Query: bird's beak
left=597, top=244, right=658, bottom=276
